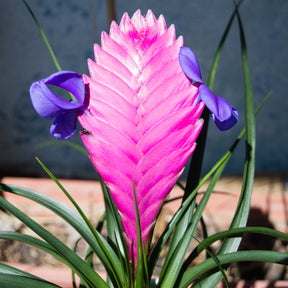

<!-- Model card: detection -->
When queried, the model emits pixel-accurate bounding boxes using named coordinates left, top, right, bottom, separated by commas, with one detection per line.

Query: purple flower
left=179, top=47, right=238, bottom=131
left=30, top=71, right=87, bottom=140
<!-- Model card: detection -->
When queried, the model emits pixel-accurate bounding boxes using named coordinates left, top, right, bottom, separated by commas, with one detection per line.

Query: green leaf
left=0, top=262, right=58, bottom=284
left=179, top=250, right=288, bottom=288
left=149, top=90, right=270, bottom=278
left=158, top=148, right=230, bottom=287
left=22, top=0, right=61, bottom=71
left=0, top=274, right=61, bottom=288
left=193, top=4, right=257, bottom=287
left=35, top=157, right=126, bottom=287
left=221, top=0, right=256, bottom=257
left=0, top=231, right=60, bottom=258
left=36, top=140, right=89, bottom=156
left=99, top=176, right=130, bottom=287
left=206, top=0, right=244, bottom=90
left=72, top=238, right=87, bottom=288
left=22, top=0, right=76, bottom=101
left=158, top=1, right=245, bottom=283
left=183, top=0, right=245, bottom=200
left=0, top=262, right=62, bottom=287
left=0, top=196, right=107, bottom=288
left=133, top=183, right=147, bottom=288
left=188, top=226, right=288, bottom=261
left=0, top=185, right=119, bottom=288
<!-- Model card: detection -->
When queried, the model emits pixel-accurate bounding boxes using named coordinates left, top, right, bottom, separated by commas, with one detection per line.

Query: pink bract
left=78, top=10, right=205, bottom=260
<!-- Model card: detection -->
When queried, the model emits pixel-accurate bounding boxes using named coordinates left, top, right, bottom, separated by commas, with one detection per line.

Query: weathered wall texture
left=0, top=0, right=287, bottom=178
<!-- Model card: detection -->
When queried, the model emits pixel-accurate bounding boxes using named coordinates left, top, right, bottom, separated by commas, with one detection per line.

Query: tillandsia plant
left=29, top=8, right=240, bottom=262
left=0, top=2, right=288, bottom=288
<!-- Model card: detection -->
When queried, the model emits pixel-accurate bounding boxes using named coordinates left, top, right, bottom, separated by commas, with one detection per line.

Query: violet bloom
left=30, top=71, right=86, bottom=140
left=179, top=47, right=238, bottom=131
left=78, top=10, right=205, bottom=260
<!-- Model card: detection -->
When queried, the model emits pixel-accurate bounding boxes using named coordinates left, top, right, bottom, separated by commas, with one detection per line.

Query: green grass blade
left=22, top=0, right=61, bottom=71
left=0, top=196, right=107, bottom=288
left=179, top=250, right=288, bottom=288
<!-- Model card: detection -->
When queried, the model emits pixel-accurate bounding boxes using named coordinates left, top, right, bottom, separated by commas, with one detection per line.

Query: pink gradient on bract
left=78, top=10, right=205, bottom=260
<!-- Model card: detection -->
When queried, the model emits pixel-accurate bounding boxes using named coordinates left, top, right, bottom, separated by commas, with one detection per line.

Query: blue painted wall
left=0, top=0, right=287, bottom=178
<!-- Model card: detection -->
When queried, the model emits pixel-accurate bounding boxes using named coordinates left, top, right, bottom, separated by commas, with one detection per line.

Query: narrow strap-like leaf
left=0, top=262, right=59, bottom=286
left=148, top=91, right=270, bottom=277
left=158, top=157, right=228, bottom=287
left=184, top=0, right=244, bottom=199
left=0, top=183, right=114, bottom=268
left=22, top=0, right=76, bottom=101
left=0, top=231, right=59, bottom=257
left=0, top=196, right=108, bottom=288
left=187, top=226, right=288, bottom=261
left=36, top=140, right=89, bottom=156
left=35, top=157, right=125, bottom=287
left=0, top=274, right=61, bottom=288
left=206, top=0, right=244, bottom=90
left=133, top=183, right=145, bottom=288
left=100, top=176, right=130, bottom=287
left=22, top=0, right=61, bottom=71
left=192, top=4, right=256, bottom=288
left=100, top=176, right=131, bottom=286
left=179, top=250, right=288, bottom=288
left=0, top=262, right=62, bottom=287
left=162, top=2, right=244, bottom=280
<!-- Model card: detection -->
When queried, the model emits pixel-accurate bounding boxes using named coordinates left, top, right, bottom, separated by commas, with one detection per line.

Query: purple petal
left=30, top=71, right=86, bottom=120
left=30, top=71, right=87, bottom=139
left=211, top=107, right=239, bottom=131
left=30, top=81, right=62, bottom=120
left=50, top=110, right=78, bottom=140
left=179, top=47, right=203, bottom=84
left=199, top=84, right=238, bottom=130
left=44, top=71, right=86, bottom=106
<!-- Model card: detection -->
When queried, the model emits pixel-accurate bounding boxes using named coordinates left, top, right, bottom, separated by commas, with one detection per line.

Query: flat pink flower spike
left=78, top=10, right=205, bottom=261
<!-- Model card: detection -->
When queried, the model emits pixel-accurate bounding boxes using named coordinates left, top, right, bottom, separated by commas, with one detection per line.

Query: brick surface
left=1, top=173, right=287, bottom=286
left=1, top=173, right=287, bottom=232
left=5, top=262, right=288, bottom=288
left=1, top=177, right=105, bottom=221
